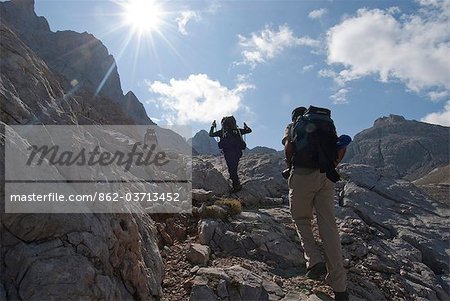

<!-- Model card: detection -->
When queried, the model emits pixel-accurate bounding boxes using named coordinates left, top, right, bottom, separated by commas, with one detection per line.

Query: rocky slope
left=184, top=158, right=450, bottom=301
left=0, top=1, right=166, bottom=299
left=343, top=114, right=449, bottom=181
left=413, top=165, right=450, bottom=204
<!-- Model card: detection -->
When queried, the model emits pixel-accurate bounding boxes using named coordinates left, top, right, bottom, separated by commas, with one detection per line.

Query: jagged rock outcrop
left=0, top=24, right=137, bottom=126
left=0, top=3, right=165, bottom=300
left=0, top=0, right=122, bottom=102
left=189, top=130, right=221, bottom=155
left=343, top=114, right=449, bottom=180
left=124, top=91, right=155, bottom=125
left=0, top=0, right=154, bottom=125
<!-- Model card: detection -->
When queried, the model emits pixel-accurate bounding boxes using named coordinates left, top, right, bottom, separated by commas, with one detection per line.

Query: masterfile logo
left=26, top=142, right=169, bottom=172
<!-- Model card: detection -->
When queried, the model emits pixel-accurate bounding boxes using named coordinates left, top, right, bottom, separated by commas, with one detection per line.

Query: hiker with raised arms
left=209, top=116, right=251, bottom=192
left=283, top=105, right=351, bottom=301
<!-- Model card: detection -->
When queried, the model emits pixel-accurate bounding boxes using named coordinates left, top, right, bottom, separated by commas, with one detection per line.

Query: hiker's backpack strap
left=291, top=106, right=337, bottom=169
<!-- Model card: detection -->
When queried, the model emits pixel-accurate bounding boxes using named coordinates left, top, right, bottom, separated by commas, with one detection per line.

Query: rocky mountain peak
left=373, top=114, right=406, bottom=126
left=124, top=91, right=155, bottom=124
left=1, top=0, right=50, bottom=32
left=344, top=115, right=449, bottom=180
left=190, top=130, right=221, bottom=155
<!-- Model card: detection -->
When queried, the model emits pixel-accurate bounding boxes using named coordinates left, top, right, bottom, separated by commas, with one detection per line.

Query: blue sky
left=33, top=0, right=450, bottom=150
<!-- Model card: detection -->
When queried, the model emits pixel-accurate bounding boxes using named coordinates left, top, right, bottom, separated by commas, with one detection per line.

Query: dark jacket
left=209, top=126, right=252, bottom=138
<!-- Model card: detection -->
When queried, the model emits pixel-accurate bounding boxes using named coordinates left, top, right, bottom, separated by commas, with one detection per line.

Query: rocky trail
left=153, top=155, right=450, bottom=301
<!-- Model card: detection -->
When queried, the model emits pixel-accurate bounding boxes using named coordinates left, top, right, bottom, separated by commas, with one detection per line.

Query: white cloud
left=308, top=8, right=328, bottom=20
left=416, top=0, right=440, bottom=6
left=175, top=2, right=220, bottom=35
left=238, top=25, right=319, bottom=68
left=148, top=74, right=254, bottom=124
left=330, top=88, right=349, bottom=104
left=428, top=91, right=449, bottom=101
left=318, top=69, right=337, bottom=78
left=318, top=68, right=346, bottom=87
left=386, top=6, right=401, bottom=14
left=421, top=101, right=450, bottom=126
left=326, top=2, right=450, bottom=95
left=176, top=10, right=200, bottom=35
left=302, top=64, right=315, bottom=72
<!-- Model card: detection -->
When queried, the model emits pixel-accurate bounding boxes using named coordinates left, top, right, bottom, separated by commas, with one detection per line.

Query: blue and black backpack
left=290, top=106, right=340, bottom=181
left=218, top=116, right=247, bottom=151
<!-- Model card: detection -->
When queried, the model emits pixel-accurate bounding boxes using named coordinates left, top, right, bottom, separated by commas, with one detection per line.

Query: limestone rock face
left=124, top=91, right=155, bottom=125
left=1, top=213, right=163, bottom=300
left=0, top=0, right=122, bottom=102
left=0, top=0, right=154, bottom=125
left=343, top=114, right=450, bottom=180
left=0, top=25, right=77, bottom=125
left=0, top=4, right=164, bottom=300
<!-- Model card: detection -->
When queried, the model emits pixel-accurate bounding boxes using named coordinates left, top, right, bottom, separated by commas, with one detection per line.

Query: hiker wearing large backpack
left=284, top=106, right=351, bottom=301
left=209, top=116, right=251, bottom=192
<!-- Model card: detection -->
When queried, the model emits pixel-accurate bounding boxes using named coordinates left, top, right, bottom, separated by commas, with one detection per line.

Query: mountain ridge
left=343, top=114, right=449, bottom=180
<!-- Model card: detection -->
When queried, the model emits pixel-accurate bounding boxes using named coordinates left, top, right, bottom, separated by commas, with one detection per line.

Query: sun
left=122, top=0, right=165, bottom=33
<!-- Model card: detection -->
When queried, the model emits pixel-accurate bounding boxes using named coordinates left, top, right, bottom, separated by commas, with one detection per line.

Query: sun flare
left=123, top=0, right=164, bottom=33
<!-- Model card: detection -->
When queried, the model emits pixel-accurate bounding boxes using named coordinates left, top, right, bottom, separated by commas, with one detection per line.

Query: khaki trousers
left=288, top=168, right=347, bottom=292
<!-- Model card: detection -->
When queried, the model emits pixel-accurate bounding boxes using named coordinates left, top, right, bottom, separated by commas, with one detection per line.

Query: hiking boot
left=305, top=262, right=327, bottom=280
left=334, top=290, right=349, bottom=301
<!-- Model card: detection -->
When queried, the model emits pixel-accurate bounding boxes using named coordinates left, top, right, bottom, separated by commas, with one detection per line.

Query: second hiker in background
left=209, top=116, right=252, bottom=193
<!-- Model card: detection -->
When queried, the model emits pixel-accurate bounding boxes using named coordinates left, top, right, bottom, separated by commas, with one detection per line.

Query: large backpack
left=218, top=116, right=247, bottom=151
left=290, top=106, right=339, bottom=181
